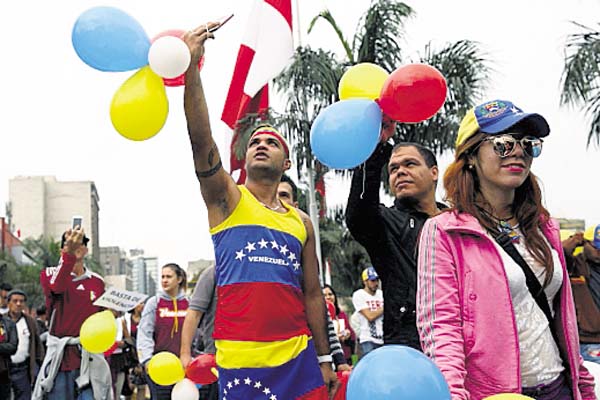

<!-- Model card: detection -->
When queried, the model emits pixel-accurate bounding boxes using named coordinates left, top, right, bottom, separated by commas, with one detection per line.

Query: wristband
left=317, top=354, right=333, bottom=364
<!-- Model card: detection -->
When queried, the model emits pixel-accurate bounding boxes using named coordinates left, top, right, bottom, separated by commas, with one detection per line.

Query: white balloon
left=148, top=36, right=191, bottom=79
left=171, top=378, right=200, bottom=400
left=583, top=361, right=600, bottom=398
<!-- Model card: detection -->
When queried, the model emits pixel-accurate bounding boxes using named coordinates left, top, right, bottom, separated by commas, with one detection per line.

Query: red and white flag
left=221, top=0, right=294, bottom=181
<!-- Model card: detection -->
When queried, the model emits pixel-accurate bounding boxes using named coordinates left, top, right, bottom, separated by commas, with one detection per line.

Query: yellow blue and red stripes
left=217, top=340, right=327, bottom=400
left=211, top=186, right=325, bottom=399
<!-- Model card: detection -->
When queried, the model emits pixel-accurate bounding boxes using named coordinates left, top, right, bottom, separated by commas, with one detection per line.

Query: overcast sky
left=1, top=0, right=599, bottom=269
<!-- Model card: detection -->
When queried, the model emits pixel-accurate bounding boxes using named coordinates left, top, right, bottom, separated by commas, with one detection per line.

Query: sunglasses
left=481, top=134, right=543, bottom=158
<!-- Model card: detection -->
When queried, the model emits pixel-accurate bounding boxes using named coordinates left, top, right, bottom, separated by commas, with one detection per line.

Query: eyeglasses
left=482, top=134, right=543, bottom=158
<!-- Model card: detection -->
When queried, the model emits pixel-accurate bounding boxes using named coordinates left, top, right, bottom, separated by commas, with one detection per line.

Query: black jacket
left=346, top=142, right=443, bottom=349
left=0, top=315, right=18, bottom=381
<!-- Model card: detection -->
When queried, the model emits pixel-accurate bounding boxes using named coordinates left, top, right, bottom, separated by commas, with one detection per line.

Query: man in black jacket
left=346, top=127, right=443, bottom=349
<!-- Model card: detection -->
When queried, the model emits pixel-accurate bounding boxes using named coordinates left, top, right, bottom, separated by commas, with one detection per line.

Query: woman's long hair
left=444, top=132, right=554, bottom=286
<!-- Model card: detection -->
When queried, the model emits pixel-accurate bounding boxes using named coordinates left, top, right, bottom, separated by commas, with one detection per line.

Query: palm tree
left=560, top=22, right=600, bottom=147
left=306, top=1, right=490, bottom=154
left=271, top=0, right=490, bottom=280
left=319, top=208, right=371, bottom=297
left=22, top=235, right=61, bottom=268
left=228, top=0, right=490, bottom=284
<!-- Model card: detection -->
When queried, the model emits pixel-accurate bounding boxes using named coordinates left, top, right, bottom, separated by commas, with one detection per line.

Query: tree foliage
left=272, top=0, right=491, bottom=294
left=560, top=22, right=600, bottom=147
left=319, top=208, right=370, bottom=298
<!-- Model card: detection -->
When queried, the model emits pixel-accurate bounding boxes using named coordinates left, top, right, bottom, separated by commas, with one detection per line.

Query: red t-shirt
left=40, top=252, right=105, bottom=371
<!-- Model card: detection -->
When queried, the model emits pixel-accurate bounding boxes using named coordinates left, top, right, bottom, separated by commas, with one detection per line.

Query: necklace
left=259, top=201, right=283, bottom=211
left=478, top=206, right=521, bottom=243
left=497, top=219, right=521, bottom=243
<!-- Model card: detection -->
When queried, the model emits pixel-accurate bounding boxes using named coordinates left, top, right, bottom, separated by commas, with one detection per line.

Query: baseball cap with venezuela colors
left=361, top=266, right=379, bottom=281
left=584, top=224, right=600, bottom=250
left=455, top=100, right=550, bottom=147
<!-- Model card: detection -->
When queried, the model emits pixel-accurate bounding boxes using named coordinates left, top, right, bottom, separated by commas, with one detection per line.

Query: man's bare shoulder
left=295, top=208, right=313, bottom=228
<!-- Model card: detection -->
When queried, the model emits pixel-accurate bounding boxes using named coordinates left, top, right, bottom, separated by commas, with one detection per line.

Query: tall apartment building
left=99, top=246, right=121, bottom=275
left=144, top=256, right=158, bottom=296
left=129, top=249, right=158, bottom=296
left=8, top=176, right=100, bottom=261
left=100, top=246, right=133, bottom=290
left=131, top=256, right=147, bottom=294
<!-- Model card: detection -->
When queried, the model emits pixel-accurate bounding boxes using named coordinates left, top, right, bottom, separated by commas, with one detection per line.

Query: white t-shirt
left=11, top=316, right=30, bottom=364
left=489, top=228, right=564, bottom=387
left=352, top=288, right=384, bottom=345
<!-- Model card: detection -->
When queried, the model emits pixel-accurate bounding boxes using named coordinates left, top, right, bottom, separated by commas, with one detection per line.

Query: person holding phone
left=72, top=216, right=83, bottom=230
left=33, top=227, right=110, bottom=400
left=181, top=21, right=336, bottom=399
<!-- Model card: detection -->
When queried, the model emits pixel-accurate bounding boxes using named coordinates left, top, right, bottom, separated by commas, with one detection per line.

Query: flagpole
left=292, top=0, right=324, bottom=285
left=294, top=0, right=302, bottom=47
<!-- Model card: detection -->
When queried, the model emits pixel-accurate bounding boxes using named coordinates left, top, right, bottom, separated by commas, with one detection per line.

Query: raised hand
left=182, top=22, right=221, bottom=66
left=62, top=228, right=85, bottom=255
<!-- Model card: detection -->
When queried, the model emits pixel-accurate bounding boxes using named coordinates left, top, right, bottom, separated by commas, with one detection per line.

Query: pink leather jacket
left=416, top=211, right=597, bottom=400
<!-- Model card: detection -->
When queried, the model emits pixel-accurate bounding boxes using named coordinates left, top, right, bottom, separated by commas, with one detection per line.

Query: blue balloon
left=310, top=99, right=381, bottom=169
left=72, top=6, right=150, bottom=72
left=347, top=345, right=451, bottom=400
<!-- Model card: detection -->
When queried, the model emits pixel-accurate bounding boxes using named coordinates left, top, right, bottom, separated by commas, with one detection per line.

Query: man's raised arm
left=183, top=23, right=240, bottom=227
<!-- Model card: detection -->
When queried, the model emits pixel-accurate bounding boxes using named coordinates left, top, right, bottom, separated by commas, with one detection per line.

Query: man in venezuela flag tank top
left=181, top=24, right=337, bottom=400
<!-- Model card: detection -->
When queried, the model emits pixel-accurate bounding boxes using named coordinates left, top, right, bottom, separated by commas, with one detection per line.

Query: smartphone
left=72, top=216, right=83, bottom=229
left=209, top=13, right=234, bottom=32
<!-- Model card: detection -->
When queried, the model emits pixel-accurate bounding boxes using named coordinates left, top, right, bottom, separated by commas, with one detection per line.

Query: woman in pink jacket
left=416, top=99, right=596, bottom=400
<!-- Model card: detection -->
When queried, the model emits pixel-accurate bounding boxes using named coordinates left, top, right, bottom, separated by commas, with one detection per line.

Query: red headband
left=249, top=128, right=290, bottom=156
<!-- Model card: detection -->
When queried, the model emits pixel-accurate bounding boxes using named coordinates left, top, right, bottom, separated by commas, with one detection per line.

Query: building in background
left=128, top=249, right=158, bottom=296
left=100, top=246, right=133, bottom=290
left=557, top=218, right=586, bottom=231
left=8, top=176, right=100, bottom=262
left=104, top=275, right=129, bottom=291
left=100, top=246, right=122, bottom=275
left=187, top=259, right=215, bottom=293
left=144, top=256, right=158, bottom=296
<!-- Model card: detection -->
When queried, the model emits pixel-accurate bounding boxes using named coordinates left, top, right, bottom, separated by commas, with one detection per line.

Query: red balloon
left=326, top=301, right=336, bottom=320
left=377, top=63, right=447, bottom=123
left=151, top=29, right=204, bottom=87
left=185, top=353, right=217, bottom=385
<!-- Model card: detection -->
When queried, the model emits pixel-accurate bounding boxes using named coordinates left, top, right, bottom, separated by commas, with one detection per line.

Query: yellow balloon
left=483, top=394, right=534, bottom=400
left=147, top=351, right=185, bottom=386
left=338, top=63, right=389, bottom=100
left=79, top=310, right=117, bottom=354
left=110, top=66, right=169, bottom=141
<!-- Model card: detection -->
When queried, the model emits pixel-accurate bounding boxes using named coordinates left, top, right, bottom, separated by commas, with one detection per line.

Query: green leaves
left=561, top=22, right=600, bottom=147
left=354, top=0, right=414, bottom=71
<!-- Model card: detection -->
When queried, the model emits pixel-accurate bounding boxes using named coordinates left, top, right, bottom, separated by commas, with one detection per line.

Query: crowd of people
left=0, top=18, right=599, bottom=400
